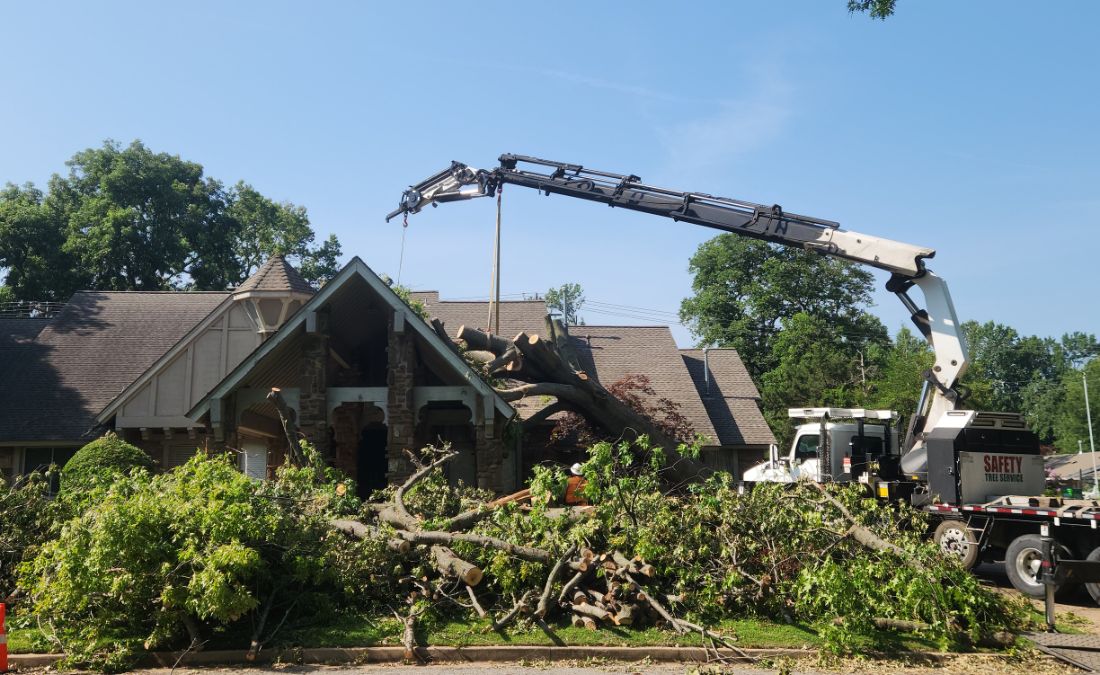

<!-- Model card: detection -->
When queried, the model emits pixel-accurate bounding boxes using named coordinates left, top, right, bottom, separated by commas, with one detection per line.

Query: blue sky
left=2, top=1, right=1097, bottom=346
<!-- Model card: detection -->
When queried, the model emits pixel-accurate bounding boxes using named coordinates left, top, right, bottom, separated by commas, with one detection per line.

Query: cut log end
left=464, top=567, right=484, bottom=587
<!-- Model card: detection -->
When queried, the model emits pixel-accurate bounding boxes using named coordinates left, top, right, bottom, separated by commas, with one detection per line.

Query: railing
left=0, top=300, right=65, bottom=318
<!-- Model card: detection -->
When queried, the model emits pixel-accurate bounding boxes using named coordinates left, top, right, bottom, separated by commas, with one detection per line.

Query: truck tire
left=933, top=519, right=979, bottom=570
left=1005, top=534, right=1072, bottom=599
left=1084, top=546, right=1100, bottom=605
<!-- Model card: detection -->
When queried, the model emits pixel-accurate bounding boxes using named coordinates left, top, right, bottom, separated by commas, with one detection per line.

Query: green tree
left=759, top=312, right=882, bottom=445
left=224, top=183, right=342, bottom=287
left=848, top=0, right=896, bottom=19
left=545, top=282, right=585, bottom=325
left=867, top=327, right=933, bottom=422
left=0, top=140, right=341, bottom=301
left=0, top=183, right=73, bottom=301
left=48, top=140, right=229, bottom=294
left=680, top=236, right=883, bottom=381
left=958, top=322, right=1095, bottom=444
left=1054, top=358, right=1100, bottom=453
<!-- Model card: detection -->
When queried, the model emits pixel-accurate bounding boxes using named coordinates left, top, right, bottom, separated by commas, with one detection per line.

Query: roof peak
left=235, top=254, right=314, bottom=295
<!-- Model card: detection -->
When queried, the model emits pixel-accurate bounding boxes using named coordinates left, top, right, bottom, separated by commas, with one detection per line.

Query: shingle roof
left=572, top=326, right=719, bottom=443
left=0, top=291, right=227, bottom=442
left=410, top=293, right=776, bottom=447
left=0, top=317, right=50, bottom=344
left=235, top=254, right=314, bottom=295
left=680, top=349, right=776, bottom=446
left=1046, top=452, right=1100, bottom=481
left=409, top=292, right=548, bottom=339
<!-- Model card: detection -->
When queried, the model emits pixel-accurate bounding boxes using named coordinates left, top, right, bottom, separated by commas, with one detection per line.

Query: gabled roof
left=0, top=291, right=228, bottom=443
left=235, top=254, right=314, bottom=295
left=681, top=348, right=776, bottom=446
left=189, top=258, right=514, bottom=421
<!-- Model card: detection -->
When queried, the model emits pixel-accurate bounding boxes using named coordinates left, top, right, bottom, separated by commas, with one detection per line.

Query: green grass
left=6, top=612, right=1022, bottom=655
left=202, top=613, right=823, bottom=652
left=7, top=626, right=54, bottom=654
left=1023, top=606, right=1089, bottom=635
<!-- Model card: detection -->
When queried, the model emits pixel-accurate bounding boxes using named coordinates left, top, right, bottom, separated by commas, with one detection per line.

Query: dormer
left=233, top=254, right=315, bottom=337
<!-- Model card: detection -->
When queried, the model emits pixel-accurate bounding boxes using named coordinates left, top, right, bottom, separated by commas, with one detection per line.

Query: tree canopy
left=545, top=282, right=586, bottom=326
left=0, top=140, right=341, bottom=302
left=680, top=235, right=886, bottom=376
left=848, top=0, right=896, bottom=19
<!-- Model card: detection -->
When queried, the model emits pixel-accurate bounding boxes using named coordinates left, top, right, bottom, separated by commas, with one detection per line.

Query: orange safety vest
left=564, top=476, right=587, bottom=505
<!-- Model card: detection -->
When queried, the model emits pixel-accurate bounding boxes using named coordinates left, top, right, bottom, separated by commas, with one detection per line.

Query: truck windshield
left=795, top=435, right=819, bottom=459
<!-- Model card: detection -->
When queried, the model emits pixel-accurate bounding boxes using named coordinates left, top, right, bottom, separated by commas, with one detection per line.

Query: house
left=0, top=255, right=774, bottom=491
left=0, top=256, right=515, bottom=494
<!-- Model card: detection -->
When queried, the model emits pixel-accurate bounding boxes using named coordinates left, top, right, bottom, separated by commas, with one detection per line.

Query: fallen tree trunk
left=456, top=324, right=510, bottom=355
left=431, top=545, right=483, bottom=586
left=267, top=387, right=307, bottom=467
left=451, top=317, right=713, bottom=486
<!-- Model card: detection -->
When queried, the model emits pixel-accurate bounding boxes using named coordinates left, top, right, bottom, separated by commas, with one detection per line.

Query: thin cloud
left=657, top=66, right=794, bottom=180
left=494, top=63, right=696, bottom=104
left=536, top=68, right=694, bottom=103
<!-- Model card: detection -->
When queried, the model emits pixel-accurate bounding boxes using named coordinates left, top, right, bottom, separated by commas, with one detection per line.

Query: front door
left=357, top=425, right=388, bottom=498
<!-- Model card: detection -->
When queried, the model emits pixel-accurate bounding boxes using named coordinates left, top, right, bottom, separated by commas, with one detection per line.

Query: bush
left=0, top=471, right=63, bottom=599
left=19, top=446, right=391, bottom=671
left=62, top=433, right=155, bottom=490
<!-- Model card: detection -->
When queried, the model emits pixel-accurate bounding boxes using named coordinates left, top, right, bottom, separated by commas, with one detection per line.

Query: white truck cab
left=743, top=408, right=899, bottom=484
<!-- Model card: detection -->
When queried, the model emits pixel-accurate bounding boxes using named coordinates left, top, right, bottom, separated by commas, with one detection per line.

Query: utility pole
left=1085, top=373, right=1098, bottom=495
left=486, top=185, right=503, bottom=335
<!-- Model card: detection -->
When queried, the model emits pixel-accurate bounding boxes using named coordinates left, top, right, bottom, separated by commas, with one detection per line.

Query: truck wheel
left=1005, top=534, right=1072, bottom=599
left=1084, top=547, right=1100, bottom=605
left=933, top=519, right=979, bottom=570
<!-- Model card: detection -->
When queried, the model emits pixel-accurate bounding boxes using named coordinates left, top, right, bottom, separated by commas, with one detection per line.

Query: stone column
left=299, top=312, right=330, bottom=457
left=475, top=419, right=504, bottom=493
left=386, top=311, right=416, bottom=484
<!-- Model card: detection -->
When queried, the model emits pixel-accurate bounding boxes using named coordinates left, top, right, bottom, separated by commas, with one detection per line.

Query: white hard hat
left=570, top=463, right=584, bottom=476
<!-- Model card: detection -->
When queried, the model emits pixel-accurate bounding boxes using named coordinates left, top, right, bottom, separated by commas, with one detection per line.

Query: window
left=0, top=448, right=15, bottom=484
left=851, top=435, right=884, bottom=458
left=240, top=440, right=268, bottom=480
left=794, top=435, right=819, bottom=460
left=21, top=446, right=78, bottom=492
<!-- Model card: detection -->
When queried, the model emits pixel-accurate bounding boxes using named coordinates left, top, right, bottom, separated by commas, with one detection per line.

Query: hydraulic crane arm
left=388, top=154, right=934, bottom=276
left=387, top=154, right=968, bottom=471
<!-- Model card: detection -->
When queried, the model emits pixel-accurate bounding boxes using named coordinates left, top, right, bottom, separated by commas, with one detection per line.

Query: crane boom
left=387, top=154, right=969, bottom=473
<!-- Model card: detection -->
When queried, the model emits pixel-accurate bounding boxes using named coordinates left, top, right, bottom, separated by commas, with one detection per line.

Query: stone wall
left=475, top=419, right=504, bottom=493
left=386, top=312, right=416, bottom=484
left=299, top=312, right=330, bottom=457
left=331, top=402, right=363, bottom=477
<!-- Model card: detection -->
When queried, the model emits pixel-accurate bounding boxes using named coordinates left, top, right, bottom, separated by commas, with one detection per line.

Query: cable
left=396, top=213, right=409, bottom=286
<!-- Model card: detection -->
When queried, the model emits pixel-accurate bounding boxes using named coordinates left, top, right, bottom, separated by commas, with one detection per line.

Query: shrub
left=62, top=433, right=155, bottom=490
left=19, top=446, right=391, bottom=671
left=0, top=471, right=63, bottom=599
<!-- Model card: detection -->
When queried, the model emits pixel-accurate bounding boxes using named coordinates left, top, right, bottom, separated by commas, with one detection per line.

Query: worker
left=564, top=462, right=588, bottom=505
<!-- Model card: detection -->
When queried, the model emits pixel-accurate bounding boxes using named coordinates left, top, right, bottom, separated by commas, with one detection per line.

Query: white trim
left=188, top=258, right=514, bottom=422
left=96, top=294, right=235, bottom=423
left=116, top=415, right=202, bottom=429
left=328, top=387, right=389, bottom=425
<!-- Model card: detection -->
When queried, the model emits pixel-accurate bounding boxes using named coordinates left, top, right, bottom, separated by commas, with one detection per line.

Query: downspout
left=703, top=347, right=711, bottom=397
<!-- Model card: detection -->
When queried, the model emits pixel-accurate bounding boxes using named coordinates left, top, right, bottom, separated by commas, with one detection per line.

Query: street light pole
left=1085, top=373, right=1098, bottom=495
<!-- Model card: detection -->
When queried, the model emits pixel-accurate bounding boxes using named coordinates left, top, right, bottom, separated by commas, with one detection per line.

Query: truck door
left=792, top=434, right=821, bottom=482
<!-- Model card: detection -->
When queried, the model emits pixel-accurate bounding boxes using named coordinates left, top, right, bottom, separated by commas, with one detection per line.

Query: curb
left=11, top=646, right=817, bottom=668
